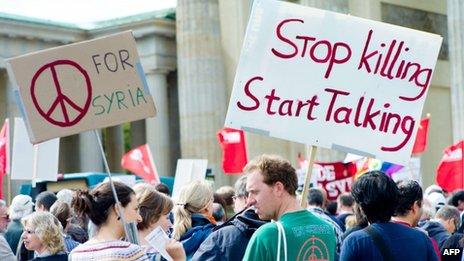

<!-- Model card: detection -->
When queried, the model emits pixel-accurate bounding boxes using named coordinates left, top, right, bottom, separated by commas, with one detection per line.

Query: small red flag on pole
left=121, top=144, right=160, bottom=184
left=412, top=117, right=430, bottom=155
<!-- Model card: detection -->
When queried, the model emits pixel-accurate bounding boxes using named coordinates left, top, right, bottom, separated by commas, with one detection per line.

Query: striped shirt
left=70, top=240, right=148, bottom=261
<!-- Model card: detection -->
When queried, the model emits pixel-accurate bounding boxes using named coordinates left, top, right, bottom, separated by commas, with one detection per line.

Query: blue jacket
left=420, top=220, right=451, bottom=249
left=192, top=208, right=267, bottom=261
left=341, top=222, right=438, bottom=261
left=5, top=219, right=23, bottom=254
left=179, top=214, right=215, bottom=259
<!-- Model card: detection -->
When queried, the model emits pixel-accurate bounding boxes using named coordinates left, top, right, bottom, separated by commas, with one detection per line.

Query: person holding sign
left=69, top=182, right=147, bottom=261
left=172, top=181, right=216, bottom=259
left=136, top=186, right=186, bottom=261
left=243, top=155, right=336, bottom=261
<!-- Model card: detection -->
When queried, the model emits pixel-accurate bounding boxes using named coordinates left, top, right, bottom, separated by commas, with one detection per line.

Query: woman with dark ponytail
left=69, top=181, right=147, bottom=260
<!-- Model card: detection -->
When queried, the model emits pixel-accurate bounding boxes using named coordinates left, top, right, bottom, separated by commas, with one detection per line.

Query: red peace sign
left=30, top=60, right=92, bottom=127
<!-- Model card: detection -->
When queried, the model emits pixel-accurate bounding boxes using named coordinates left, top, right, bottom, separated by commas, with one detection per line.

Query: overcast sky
left=0, top=0, right=176, bottom=25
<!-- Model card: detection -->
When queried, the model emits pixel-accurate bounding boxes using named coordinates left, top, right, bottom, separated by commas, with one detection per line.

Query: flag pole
left=93, top=130, right=134, bottom=243
left=31, top=145, right=38, bottom=188
left=6, top=173, right=11, bottom=205
left=300, top=145, right=317, bottom=208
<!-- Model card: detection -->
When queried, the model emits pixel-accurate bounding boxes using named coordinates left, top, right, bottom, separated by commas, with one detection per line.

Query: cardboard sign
left=6, top=31, right=156, bottom=144
left=11, top=117, right=60, bottom=181
left=225, top=0, right=442, bottom=165
left=172, top=159, right=207, bottom=199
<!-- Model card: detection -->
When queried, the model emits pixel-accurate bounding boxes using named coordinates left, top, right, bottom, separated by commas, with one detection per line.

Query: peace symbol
left=30, top=60, right=92, bottom=127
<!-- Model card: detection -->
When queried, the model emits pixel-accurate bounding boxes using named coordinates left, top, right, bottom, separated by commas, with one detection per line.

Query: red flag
left=217, top=128, right=248, bottom=174
left=436, top=140, right=464, bottom=192
left=412, top=118, right=429, bottom=155
left=0, top=119, right=9, bottom=199
left=313, top=162, right=358, bottom=200
left=121, top=144, right=160, bottom=184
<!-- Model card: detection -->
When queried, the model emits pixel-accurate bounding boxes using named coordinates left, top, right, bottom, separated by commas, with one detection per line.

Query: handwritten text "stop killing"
left=272, top=18, right=433, bottom=101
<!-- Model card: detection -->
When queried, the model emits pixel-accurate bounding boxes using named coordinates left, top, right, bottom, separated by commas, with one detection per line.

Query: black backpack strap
left=364, top=226, right=394, bottom=261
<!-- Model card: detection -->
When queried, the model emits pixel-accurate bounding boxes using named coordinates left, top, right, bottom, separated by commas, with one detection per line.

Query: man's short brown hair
left=244, top=154, right=298, bottom=196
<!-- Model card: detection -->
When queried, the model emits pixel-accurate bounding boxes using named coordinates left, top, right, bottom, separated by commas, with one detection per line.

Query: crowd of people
left=0, top=154, right=463, bottom=260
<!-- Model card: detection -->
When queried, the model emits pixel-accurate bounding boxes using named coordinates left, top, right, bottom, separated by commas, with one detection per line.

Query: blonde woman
left=21, top=212, right=67, bottom=261
left=172, top=180, right=216, bottom=258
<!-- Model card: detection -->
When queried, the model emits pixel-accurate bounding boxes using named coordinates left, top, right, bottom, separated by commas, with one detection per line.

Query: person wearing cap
left=427, top=192, right=447, bottom=215
left=5, top=194, right=34, bottom=255
left=425, top=185, right=444, bottom=197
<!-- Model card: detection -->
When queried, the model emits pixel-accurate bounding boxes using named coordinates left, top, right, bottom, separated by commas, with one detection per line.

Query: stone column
left=447, top=0, right=464, bottom=141
left=0, top=70, right=7, bottom=122
left=130, top=120, right=146, bottom=148
left=79, top=130, right=103, bottom=172
left=299, top=0, right=349, bottom=13
left=105, top=126, right=124, bottom=172
left=58, top=135, right=80, bottom=173
left=145, top=70, right=172, bottom=177
left=177, top=0, right=229, bottom=187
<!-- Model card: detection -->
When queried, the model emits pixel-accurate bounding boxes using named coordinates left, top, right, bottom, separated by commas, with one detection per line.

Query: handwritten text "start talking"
left=235, top=18, right=436, bottom=152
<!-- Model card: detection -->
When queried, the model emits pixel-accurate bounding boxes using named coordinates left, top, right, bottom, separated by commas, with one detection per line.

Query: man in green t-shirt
left=243, top=154, right=336, bottom=261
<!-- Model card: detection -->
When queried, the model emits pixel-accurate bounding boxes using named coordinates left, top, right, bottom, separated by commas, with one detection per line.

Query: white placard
left=391, top=156, right=422, bottom=184
left=225, top=0, right=442, bottom=165
left=172, top=159, right=208, bottom=199
left=6, top=31, right=156, bottom=144
left=144, top=226, right=173, bottom=261
left=103, top=175, right=136, bottom=187
left=11, top=117, right=60, bottom=181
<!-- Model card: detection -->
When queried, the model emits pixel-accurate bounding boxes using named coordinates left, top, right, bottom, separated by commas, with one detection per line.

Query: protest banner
left=6, top=31, right=156, bottom=144
left=311, top=162, right=357, bottom=201
left=172, top=159, right=208, bottom=199
left=225, top=0, right=442, bottom=166
left=298, top=159, right=357, bottom=201
left=11, top=117, right=60, bottom=182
